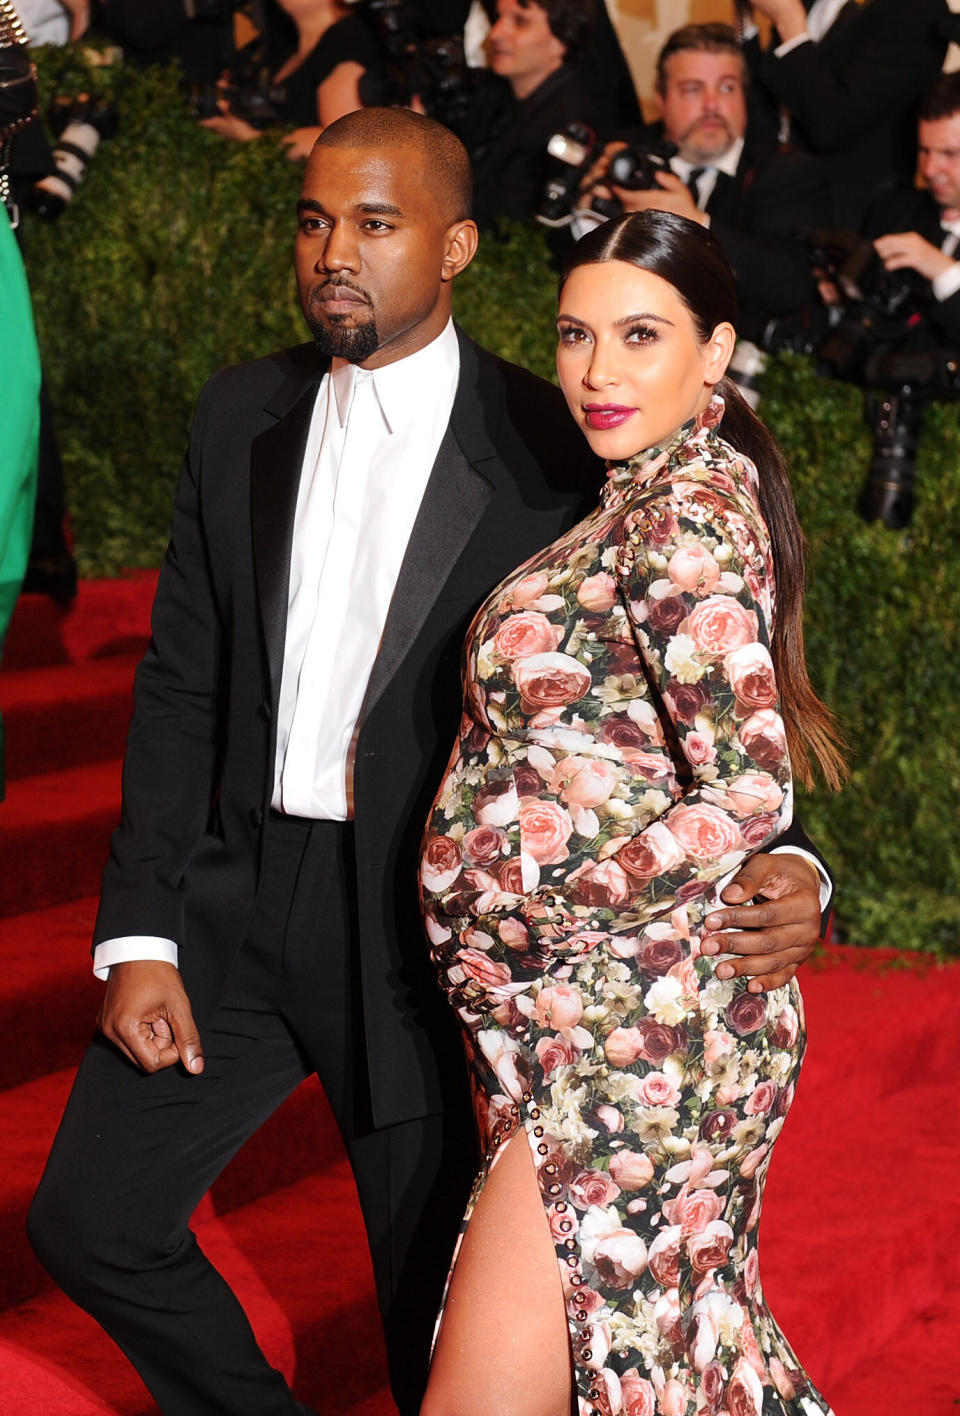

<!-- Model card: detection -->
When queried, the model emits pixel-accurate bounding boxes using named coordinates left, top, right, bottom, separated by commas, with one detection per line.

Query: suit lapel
left=250, top=354, right=327, bottom=707
left=359, top=333, right=497, bottom=723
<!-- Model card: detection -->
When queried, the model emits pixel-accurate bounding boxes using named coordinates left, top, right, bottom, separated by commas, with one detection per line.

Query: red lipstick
left=584, top=404, right=635, bottom=430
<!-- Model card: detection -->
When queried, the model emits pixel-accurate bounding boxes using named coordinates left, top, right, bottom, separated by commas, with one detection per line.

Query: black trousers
left=28, top=814, right=476, bottom=1415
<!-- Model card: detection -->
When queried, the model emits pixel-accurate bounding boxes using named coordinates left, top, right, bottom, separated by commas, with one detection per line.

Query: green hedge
left=18, top=56, right=960, bottom=956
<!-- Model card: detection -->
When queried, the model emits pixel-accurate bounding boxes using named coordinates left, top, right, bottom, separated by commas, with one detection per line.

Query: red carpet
left=0, top=578, right=956, bottom=1416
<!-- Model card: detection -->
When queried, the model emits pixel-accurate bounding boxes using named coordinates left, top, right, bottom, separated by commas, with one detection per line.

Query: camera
left=351, top=0, right=477, bottom=129
left=747, top=228, right=959, bottom=529
left=536, top=123, right=598, bottom=227
left=183, top=72, right=286, bottom=127
left=25, top=93, right=118, bottom=220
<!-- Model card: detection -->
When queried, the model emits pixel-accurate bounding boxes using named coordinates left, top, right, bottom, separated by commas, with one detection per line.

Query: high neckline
left=602, top=394, right=725, bottom=506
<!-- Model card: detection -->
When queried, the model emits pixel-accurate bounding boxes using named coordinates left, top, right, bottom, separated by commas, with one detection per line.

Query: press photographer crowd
left=2, top=0, right=959, bottom=581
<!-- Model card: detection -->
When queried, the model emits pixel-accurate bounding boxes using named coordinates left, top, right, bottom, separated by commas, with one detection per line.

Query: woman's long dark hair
left=559, top=211, right=846, bottom=790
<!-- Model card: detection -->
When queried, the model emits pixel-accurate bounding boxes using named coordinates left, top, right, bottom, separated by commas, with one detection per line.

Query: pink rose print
left=647, top=595, right=687, bottom=637
left=569, top=857, right=632, bottom=909
left=668, top=802, right=742, bottom=861
left=549, top=756, right=618, bottom=808
left=635, top=934, right=685, bottom=975
left=456, top=949, right=513, bottom=993
left=740, top=812, right=782, bottom=847
left=473, top=777, right=519, bottom=827
left=512, top=652, right=592, bottom=711
left=667, top=541, right=720, bottom=595
left=419, top=834, right=462, bottom=892
left=519, top=798, right=573, bottom=865
left=726, top=771, right=784, bottom=817
left=569, top=1169, right=622, bottom=1209
left=620, top=1370, right=657, bottom=1416
left=646, top=1225, right=681, bottom=1286
left=739, top=707, right=788, bottom=771
left=725, top=642, right=778, bottom=711
left=462, top=825, right=505, bottom=867
left=535, top=984, right=584, bottom=1029
left=493, top=611, right=563, bottom=661
left=728, top=1357, right=764, bottom=1416
left=744, top=1079, right=778, bottom=1116
left=609, top=1150, right=655, bottom=1189
left=617, top=822, right=686, bottom=879
left=668, top=1187, right=724, bottom=1236
left=688, top=1219, right=735, bottom=1272
left=506, top=571, right=550, bottom=608
left=725, top=992, right=768, bottom=1036
left=535, top=1033, right=580, bottom=1077
left=592, top=1228, right=647, bottom=1288
left=578, top=572, right=618, bottom=611
left=603, top=1026, right=645, bottom=1066
left=635, top=1071, right=681, bottom=1107
left=685, top=596, right=758, bottom=655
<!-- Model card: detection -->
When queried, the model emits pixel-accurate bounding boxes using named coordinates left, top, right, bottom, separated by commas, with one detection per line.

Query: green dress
left=0, top=215, right=41, bottom=795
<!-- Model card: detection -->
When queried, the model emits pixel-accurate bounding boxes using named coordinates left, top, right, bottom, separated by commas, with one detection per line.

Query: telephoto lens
left=26, top=94, right=117, bottom=219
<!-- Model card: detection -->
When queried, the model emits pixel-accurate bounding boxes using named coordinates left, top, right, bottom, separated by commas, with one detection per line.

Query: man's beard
left=304, top=279, right=380, bottom=361
left=307, top=309, right=380, bottom=362
left=680, top=117, right=736, bottom=165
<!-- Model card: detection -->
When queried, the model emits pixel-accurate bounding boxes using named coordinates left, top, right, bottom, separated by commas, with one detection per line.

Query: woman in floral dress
left=418, top=212, right=845, bottom=1416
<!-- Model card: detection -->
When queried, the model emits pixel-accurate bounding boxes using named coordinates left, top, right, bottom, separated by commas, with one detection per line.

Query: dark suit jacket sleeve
left=757, top=0, right=946, bottom=153
left=93, top=377, right=225, bottom=949
left=708, top=153, right=830, bottom=316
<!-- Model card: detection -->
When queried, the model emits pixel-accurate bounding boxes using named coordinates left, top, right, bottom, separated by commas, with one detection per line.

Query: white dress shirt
left=93, top=320, right=460, bottom=977
left=933, top=217, right=960, bottom=302
left=774, top=0, right=850, bottom=56
left=671, top=136, right=746, bottom=221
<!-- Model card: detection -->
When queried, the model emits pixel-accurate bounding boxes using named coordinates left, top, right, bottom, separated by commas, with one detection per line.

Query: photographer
left=467, top=0, right=600, bottom=230
left=198, top=0, right=379, bottom=159
left=576, top=24, right=829, bottom=338
left=868, top=73, right=960, bottom=347
left=742, top=0, right=950, bottom=226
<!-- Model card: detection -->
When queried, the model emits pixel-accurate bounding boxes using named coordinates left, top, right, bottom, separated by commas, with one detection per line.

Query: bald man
left=29, top=109, right=829, bottom=1416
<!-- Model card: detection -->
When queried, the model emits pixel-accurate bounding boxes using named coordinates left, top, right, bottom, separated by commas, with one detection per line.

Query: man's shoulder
left=865, top=186, right=939, bottom=239
left=200, top=342, right=325, bottom=408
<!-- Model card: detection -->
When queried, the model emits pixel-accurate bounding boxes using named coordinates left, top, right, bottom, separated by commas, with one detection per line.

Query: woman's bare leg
left=421, top=1128, right=573, bottom=1416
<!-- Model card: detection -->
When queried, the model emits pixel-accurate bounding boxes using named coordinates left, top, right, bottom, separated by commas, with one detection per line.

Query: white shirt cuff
left=570, top=208, right=607, bottom=241
left=770, top=844, right=833, bottom=913
left=93, top=936, right=180, bottom=980
left=932, top=261, right=960, bottom=302
left=774, top=32, right=812, bottom=58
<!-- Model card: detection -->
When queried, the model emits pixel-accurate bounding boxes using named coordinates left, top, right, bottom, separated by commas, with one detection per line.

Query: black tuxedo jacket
left=747, top=0, right=949, bottom=227
left=865, top=186, right=960, bottom=346
left=94, top=326, right=828, bottom=1132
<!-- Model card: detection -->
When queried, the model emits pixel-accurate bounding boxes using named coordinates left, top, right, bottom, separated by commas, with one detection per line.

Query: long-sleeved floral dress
left=419, top=397, right=833, bottom=1416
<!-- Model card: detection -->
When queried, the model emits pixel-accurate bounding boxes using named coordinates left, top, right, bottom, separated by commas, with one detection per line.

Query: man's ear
left=442, top=219, right=480, bottom=282
left=704, top=320, right=737, bottom=385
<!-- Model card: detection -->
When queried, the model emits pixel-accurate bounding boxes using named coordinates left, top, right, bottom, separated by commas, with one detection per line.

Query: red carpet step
left=2, top=574, right=157, bottom=672
left=0, top=760, right=121, bottom=915
left=0, top=654, right=138, bottom=780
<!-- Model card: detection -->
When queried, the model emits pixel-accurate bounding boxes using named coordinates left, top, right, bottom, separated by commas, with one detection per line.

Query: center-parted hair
left=560, top=211, right=846, bottom=790
left=314, top=108, right=474, bottom=224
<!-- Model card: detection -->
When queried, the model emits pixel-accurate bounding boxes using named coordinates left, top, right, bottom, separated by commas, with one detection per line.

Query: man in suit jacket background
left=743, top=0, right=950, bottom=227
left=574, top=24, right=830, bottom=346
left=868, top=71, right=960, bottom=348
left=28, top=108, right=830, bottom=1416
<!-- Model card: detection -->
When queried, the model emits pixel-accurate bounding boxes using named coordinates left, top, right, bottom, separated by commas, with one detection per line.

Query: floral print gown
left=419, top=398, right=833, bottom=1416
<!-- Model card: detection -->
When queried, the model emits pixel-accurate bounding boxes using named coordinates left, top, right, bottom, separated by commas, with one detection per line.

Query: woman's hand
left=199, top=112, right=261, bottom=143
left=282, top=127, right=323, bottom=161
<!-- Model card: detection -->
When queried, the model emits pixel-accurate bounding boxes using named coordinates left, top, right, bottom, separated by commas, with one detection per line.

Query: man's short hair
left=314, top=108, right=473, bottom=223
left=919, top=72, right=960, bottom=123
left=516, top=0, right=596, bottom=64
left=655, top=23, right=746, bottom=96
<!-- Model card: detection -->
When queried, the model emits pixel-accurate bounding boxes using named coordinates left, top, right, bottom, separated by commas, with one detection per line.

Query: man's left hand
left=616, top=171, right=707, bottom=226
left=874, top=231, right=954, bottom=283
left=700, top=852, right=823, bottom=993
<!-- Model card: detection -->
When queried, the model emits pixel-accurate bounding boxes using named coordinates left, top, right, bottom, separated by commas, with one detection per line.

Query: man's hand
left=874, top=231, right=955, bottom=283
left=747, top=0, right=808, bottom=43
left=700, top=852, right=823, bottom=993
left=98, top=961, right=205, bottom=1074
left=616, top=170, right=707, bottom=225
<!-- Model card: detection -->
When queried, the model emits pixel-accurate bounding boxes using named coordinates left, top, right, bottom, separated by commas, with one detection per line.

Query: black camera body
left=25, top=93, right=118, bottom=220
left=184, top=72, right=286, bottom=128
left=352, top=0, right=476, bottom=129
left=768, top=228, right=960, bottom=529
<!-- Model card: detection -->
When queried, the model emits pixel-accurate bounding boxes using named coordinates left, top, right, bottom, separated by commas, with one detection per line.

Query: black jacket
left=746, top=0, right=950, bottom=227
left=865, top=186, right=960, bottom=348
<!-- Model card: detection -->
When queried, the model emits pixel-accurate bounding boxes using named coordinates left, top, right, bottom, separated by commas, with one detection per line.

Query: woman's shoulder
left=307, top=13, right=380, bottom=73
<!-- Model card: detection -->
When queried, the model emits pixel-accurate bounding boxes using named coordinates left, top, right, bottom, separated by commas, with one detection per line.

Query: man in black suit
left=576, top=24, right=830, bottom=343
left=28, top=107, right=829, bottom=1416
left=744, top=0, right=950, bottom=226
left=465, top=0, right=600, bottom=229
left=868, top=72, right=960, bottom=347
